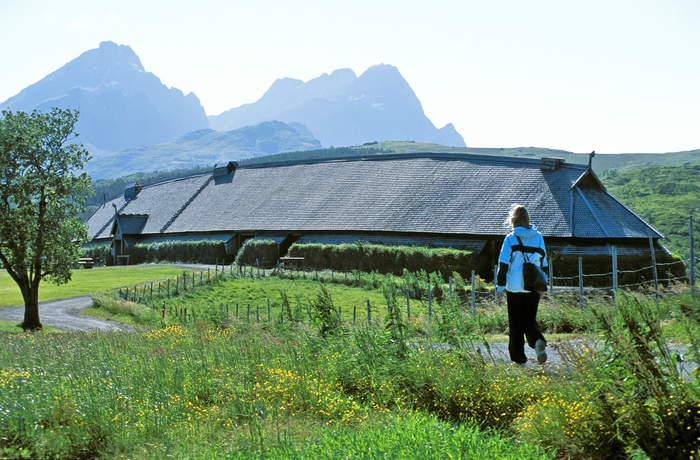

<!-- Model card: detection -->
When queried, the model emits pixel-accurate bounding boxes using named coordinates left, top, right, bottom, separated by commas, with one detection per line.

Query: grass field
left=1, top=266, right=698, bottom=458
left=0, top=265, right=198, bottom=307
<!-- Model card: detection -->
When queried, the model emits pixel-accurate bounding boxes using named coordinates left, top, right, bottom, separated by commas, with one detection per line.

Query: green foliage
left=0, top=324, right=555, bottom=459
left=311, top=284, right=340, bottom=337
left=125, top=240, right=228, bottom=265
left=0, top=108, right=93, bottom=330
left=81, top=243, right=111, bottom=265
left=383, top=276, right=408, bottom=358
left=514, top=292, right=700, bottom=459
left=288, top=242, right=477, bottom=279
left=1, top=265, right=699, bottom=458
left=234, top=238, right=278, bottom=268
left=601, top=165, right=700, bottom=261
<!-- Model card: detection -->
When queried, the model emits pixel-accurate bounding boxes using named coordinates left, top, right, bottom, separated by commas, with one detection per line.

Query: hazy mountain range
left=2, top=42, right=209, bottom=153
left=0, top=41, right=465, bottom=178
left=208, top=65, right=465, bottom=148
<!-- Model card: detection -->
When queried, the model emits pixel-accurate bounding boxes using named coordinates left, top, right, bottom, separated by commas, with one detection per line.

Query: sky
left=1, top=0, right=699, bottom=154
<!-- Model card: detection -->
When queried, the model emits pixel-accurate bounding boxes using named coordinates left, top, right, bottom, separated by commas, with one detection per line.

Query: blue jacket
left=496, top=225, right=548, bottom=293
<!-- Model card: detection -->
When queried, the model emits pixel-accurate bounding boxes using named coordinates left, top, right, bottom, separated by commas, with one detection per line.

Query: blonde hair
left=505, top=204, right=531, bottom=229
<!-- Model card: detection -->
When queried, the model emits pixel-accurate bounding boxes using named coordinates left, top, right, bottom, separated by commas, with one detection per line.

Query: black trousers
left=506, top=291, right=546, bottom=364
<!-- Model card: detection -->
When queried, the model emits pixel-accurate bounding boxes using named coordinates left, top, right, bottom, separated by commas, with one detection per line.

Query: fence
left=115, top=237, right=697, bottom=325
left=118, top=264, right=233, bottom=303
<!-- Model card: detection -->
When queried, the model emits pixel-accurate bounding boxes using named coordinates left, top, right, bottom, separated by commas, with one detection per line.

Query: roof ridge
left=236, top=151, right=579, bottom=170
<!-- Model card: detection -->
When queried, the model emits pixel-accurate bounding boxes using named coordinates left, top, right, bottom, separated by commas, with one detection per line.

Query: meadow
left=0, top=265, right=196, bottom=308
left=1, top=266, right=699, bottom=459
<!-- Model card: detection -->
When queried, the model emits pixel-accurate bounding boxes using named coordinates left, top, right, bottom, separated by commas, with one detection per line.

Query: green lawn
left=0, top=265, right=196, bottom=307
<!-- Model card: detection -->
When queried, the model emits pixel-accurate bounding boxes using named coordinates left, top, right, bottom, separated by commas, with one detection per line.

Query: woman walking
left=496, top=204, right=548, bottom=365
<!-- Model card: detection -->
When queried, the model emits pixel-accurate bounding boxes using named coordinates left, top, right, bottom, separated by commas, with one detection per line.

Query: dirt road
left=0, top=297, right=133, bottom=332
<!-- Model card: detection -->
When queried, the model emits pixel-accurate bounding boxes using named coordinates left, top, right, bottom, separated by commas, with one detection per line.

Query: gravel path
left=0, top=297, right=133, bottom=332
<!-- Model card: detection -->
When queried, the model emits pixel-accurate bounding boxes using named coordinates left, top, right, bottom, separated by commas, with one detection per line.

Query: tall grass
left=1, top=267, right=698, bottom=459
left=0, top=324, right=553, bottom=459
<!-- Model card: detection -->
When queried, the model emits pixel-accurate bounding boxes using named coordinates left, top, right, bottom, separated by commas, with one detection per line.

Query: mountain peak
left=1, top=42, right=208, bottom=152
left=92, top=41, right=144, bottom=71
left=209, top=64, right=466, bottom=148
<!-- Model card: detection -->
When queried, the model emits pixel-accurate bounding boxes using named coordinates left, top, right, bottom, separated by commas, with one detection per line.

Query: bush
left=234, top=239, right=279, bottom=268
left=288, top=242, right=477, bottom=279
left=81, top=244, right=112, bottom=266
left=513, top=292, right=700, bottom=459
left=125, top=240, right=227, bottom=265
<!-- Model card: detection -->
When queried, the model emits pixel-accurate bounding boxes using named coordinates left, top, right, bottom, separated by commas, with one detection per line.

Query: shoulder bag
left=515, top=235, right=548, bottom=294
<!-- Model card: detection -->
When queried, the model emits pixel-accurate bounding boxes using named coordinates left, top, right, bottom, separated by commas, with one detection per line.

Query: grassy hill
left=600, top=165, right=700, bottom=260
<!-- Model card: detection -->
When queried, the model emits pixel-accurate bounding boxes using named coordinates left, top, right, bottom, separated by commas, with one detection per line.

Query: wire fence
left=115, top=215, right=699, bottom=325
left=114, top=249, right=696, bottom=327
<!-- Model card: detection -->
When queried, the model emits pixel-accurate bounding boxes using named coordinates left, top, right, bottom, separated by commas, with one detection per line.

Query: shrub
left=81, top=243, right=112, bottom=266
left=514, top=292, right=700, bottom=459
left=288, top=242, right=477, bottom=279
left=234, top=239, right=279, bottom=268
left=125, top=240, right=228, bottom=265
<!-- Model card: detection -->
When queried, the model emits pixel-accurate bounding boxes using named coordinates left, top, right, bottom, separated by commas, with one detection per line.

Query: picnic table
left=279, top=256, right=304, bottom=270
left=78, top=258, right=94, bottom=269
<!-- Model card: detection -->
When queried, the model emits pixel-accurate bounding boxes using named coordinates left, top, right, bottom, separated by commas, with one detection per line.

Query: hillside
left=86, top=121, right=322, bottom=179
left=600, top=165, right=700, bottom=261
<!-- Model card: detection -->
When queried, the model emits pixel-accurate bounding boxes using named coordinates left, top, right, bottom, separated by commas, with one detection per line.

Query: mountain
left=0, top=41, right=208, bottom=152
left=87, top=120, right=322, bottom=179
left=209, top=65, right=466, bottom=148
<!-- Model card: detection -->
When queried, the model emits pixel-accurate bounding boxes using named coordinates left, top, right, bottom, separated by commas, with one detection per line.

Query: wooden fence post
left=366, top=299, right=371, bottom=325
left=690, top=216, right=696, bottom=291
left=405, top=290, right=410, bottom=320
left=470, top=270, right=476, bottom=315
left=578, top=257, right=584, bottom=309
left=612, top=246, right=618, bottom=304
left=427, top=283, right=432, bottom=322
left=449, top=276, right=453, bottom=306
left=493, top=265, right=499, bottom=302
left=648, top=229, right=659, bottom=300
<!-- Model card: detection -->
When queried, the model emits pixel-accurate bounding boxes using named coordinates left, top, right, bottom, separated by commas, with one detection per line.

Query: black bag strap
left=515, top=235, right=546, bottom=268
left=514, top=235, right=531, bottom=263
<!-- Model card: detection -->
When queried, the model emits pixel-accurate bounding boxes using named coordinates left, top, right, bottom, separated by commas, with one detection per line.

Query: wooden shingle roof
left=85, top=152, right=662, bottom=242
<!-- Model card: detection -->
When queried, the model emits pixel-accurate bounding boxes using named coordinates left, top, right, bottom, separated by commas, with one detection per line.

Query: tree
left=0, top=108, right=92, bottom=330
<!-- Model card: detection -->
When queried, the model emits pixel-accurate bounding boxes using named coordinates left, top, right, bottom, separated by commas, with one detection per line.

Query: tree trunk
left=20, top=283, right=42, bottom=331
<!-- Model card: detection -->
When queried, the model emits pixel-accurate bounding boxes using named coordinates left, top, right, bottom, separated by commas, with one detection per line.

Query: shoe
left=535, top=339, right=547, bottom=364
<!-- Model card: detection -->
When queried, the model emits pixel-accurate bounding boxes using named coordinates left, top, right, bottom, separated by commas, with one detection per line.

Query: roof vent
left=213, top=161, right=238, bottom=177
left=124, top=182, right=144, bottom=200
left=540, top=157, right=564, bottom=172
